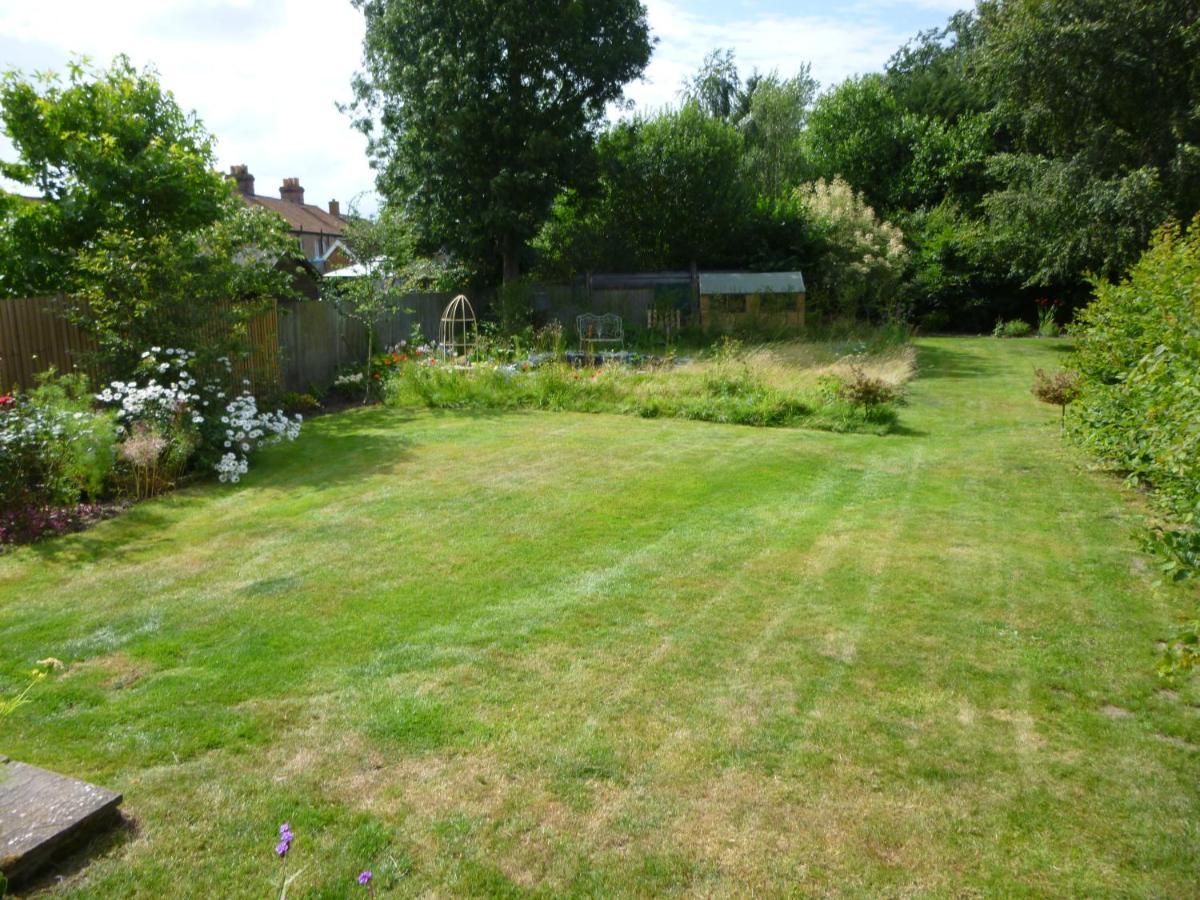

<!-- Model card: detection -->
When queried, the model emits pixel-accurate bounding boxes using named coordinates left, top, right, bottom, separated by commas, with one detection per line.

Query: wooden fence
left=0, top=293, right=459, bottom=394
left=275, top=292, right=454, bottom=392
left=0, top=296, right=103, bottom=391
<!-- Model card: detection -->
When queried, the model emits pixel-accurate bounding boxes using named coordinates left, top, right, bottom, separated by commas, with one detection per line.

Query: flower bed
left=0, top=348, right=302, bottom=547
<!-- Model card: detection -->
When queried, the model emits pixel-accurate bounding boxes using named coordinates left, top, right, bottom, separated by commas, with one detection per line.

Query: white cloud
left=0, top=0, right=376, bottom=214
left=0, top=1, right=948, bottom=213
left=625, top=0, right=930, bottom=113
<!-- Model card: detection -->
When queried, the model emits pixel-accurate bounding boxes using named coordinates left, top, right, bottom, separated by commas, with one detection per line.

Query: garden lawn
left=2, top=337, right=1198, bottom=897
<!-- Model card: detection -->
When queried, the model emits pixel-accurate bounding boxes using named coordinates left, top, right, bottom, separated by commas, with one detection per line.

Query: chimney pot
left=280, top=177, right=304, bottom=205
left=229, top=164, right=255, bottom=197
left=328, top=199, right=340, bottom=217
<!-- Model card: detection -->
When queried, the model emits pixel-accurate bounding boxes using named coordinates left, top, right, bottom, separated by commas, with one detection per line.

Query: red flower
left=0, top=395, right=14, bottom=409
left=372, top=372, right=381, bottom=380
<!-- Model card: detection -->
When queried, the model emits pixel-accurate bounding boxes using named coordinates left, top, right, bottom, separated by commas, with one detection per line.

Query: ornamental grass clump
left=118, top=423, right=170, bottom=499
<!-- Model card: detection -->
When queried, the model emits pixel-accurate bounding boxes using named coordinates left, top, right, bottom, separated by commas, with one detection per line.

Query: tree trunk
left=501, top=233, right=521, bottom=285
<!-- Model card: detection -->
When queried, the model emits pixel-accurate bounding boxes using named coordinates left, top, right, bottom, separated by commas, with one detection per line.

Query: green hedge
left=1071, top=218, right=1200, bottom=582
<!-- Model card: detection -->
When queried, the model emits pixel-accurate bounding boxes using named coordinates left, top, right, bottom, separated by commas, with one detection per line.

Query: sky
left=0, top=0, right=965, bottom=215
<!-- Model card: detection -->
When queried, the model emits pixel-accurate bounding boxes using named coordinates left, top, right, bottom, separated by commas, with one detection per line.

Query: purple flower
left=358, top=870, right=373, bottom=885
left=275, top=822, right=294, bottom=857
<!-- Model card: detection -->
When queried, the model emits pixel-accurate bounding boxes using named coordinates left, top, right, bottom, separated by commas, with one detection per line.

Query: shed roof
left=699, top=271, right=805, bottom=295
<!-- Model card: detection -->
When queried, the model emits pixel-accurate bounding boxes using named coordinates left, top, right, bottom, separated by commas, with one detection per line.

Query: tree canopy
left=0, top=57, right=234, bottom=298
left=348, top=0, right=653, bottom=284
left=0, top=57, right=299, bottom=372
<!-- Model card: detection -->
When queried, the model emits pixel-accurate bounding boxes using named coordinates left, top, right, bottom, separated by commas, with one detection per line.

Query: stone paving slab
left=0, top=754, right=122, bottom=886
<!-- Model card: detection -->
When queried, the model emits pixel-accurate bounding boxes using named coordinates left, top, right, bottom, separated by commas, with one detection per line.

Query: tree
left=680, top=48, right=742, bottom=121
left=738, top=69, right=819, bottom=199
left=0, top=57, right=299, bottom=375
left=320, top=204, right=416, bottom=402
left=348, top=0, right=653, bottom=285
left=70, top=201, right=300, bottom=374
left=0, top=57, right=232, bottom=297
left=532, top=103, right=753, bottom=273
left=804, top=75, right=912, bottom=213
left=971, top=0, right=1200, bottom=286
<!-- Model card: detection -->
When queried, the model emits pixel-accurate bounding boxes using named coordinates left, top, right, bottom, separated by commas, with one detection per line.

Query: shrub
left=833, top=365, right=902, bottom=408
left=1071, top=216, right=1199, bottom=653
left=97, top=348, right=301, bottom=486
left=795, top=177, right=908, bottom=321
left=1072, top=220, right=1199, bottom=550
left=1031, top=368, right=1082, bottom=426
left=0, top=372, right=117, bottom=525
left=280, top=392, right=321, bottom=415
left=992, top=318, right=1032, bottom=338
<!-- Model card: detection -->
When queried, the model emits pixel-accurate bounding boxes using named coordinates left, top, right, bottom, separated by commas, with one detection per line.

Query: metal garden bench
left=576, top=313, right=624, bottom=352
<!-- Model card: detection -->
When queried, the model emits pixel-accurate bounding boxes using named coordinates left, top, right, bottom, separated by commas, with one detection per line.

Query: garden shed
left=698, top=272, right=805, bottom=331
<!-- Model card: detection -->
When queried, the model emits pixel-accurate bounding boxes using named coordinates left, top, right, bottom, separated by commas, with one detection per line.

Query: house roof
left=246, top=194, right=346, bottom=236
left=699, top=271, right=806, bottom=295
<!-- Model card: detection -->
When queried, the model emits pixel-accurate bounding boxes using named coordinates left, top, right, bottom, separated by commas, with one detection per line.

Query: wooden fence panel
left=0, top=296, right=102, bottom=392
left=1, top=292, right=466, bottom=395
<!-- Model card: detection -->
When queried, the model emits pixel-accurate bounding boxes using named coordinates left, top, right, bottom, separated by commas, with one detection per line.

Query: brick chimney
left=328, top=199, right=340, bottom=217
left=229, top=164, right=255, bottom=197
left=280, top=177, right=304, bottom=205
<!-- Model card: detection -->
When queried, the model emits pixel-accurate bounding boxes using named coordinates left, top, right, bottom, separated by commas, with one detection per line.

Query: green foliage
left=0, top=58, right=300, bottom=374
left=795, top=178, right=908, bottom=320
left=1071, top=218, right=1200, bottom=579
left=680, top=48, right=743, bottom=122
left=533, top=102, right=752, bottom=274
left=496, top=277, right=535, bottom=335
left=280, top=392, right=322, bottom=414
left=0, top=56, right=231, bottom=298
left=0, top=371, right=116, bottom=515
left=72, top=200, right=299, bottom=374
left=348, top=0, right=652, bottom=283
left=320, top=205, right=417, bottom=401
left=804, top=75, right=909, bottom=213
left=981, top=155, right=1172, bottom=286
left=738, top=69, right=819, bottom=199
left=1160, top=622, right=1200, bottom=677
left=384, top=334, right=909, bottom=434
left=920, top=0, right=1198, bottom=297
left=992, top=319, right=1031, bottom=338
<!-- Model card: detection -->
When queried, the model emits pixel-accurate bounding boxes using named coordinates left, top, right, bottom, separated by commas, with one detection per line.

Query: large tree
left=0, top=57, right=299, bottom=373
left=533, top=102, right=754, bottom=274
left=0, top=57, right=233, bottom=298
left=348, top=0, right=653, bottom=284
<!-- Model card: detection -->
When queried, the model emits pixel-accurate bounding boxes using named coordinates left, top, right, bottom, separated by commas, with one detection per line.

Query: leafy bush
left=1071, top=219, right=1199, bottom=570
left=280, top=392, right=322, bottom=414
left=992, top=318, right=1032, bottom=338
left=796, top=177, right=909, bottom=321
left=1031, top=368, right=1081, bottom=426
left=833, top=366, right=902, bottom=408
left=0, top=372, right=117, bottom=523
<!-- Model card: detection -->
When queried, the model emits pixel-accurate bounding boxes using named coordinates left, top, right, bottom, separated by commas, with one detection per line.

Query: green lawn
left=2, top=337, right=1198, bottom=897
